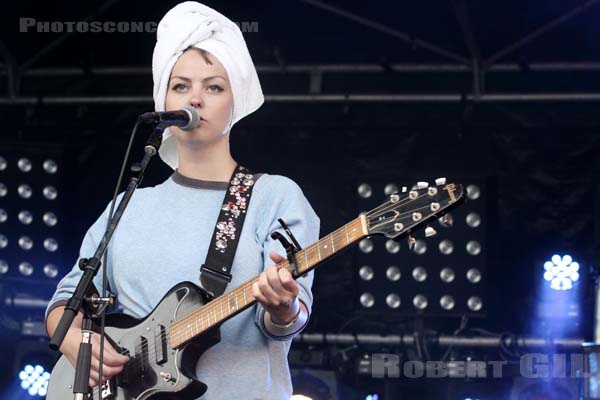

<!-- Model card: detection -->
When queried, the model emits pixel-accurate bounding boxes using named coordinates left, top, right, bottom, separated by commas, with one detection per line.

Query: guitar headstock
left=365, top=181, right=464, bottom=239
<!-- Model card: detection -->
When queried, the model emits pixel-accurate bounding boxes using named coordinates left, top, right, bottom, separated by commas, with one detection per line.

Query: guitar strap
left=200, top=164, right=257, bottom=297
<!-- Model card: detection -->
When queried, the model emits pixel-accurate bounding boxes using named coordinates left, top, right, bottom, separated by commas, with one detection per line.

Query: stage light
left=386, top=266, right=401, bottom=281
left=18, top=184, right=32, bottom=199
left=0, top=208, right=7, bottom=223
left=439, top=239, right=454, bottom=255
left=365, top=395, right=379, bottom=400
left=467, top=296, right=483, bottom=311
left=17, top=158, right=32, bottom=173
left=466, top=184, right=480, bottom=200
left=19, top=262, right=34, bottom=276
left=0, top=182, right=6, bottom=197
left=412, top=239, right=427, bottom=255
left=385, top=239, right=400, bottom=254
left=465, top=212, right=481, bottom=228
left=0, top=156, right=6, bottom=170
left=43, top=264, right=59, bottom=279
left=18, top=364, right=50, bottom=397
left=386, top=293, right=401, bottom=309
left=357, top=183, right=372, bottom=199
left=467, top=268, right=482, bottom=284
left=466, top=240, right=481, bottom=256
left=0, top=260, right=8, bottom=274
left=18, top=210, right=33, bottom=225
left=43, top=238, right=58, bottom=252
left=384, top=183, right=399, bottom=195
left=440, top=294, right=455, bottom=310
left=359, top=238, right=374, bottom=253
left=42, top=212, right=57, bottom=227
left=413, top=294, right=428, bottom=310
left=43, top=159, right=58, bottom=174
left=360, top=293, right=375, bottom=308
left=412, top=266, right=427, bottom=282
left=18, top=236, right=33, bottom=250
left=42, top=185, right=57, bottom=200
left=359, top=265, right=374, bottom=281
left=543, top=254, right=580, bottom=291
left=440, top=267, right=455, bottom=283
left=0, top=234, right=7, bottom=248
left=290, top=396, right=313, bottom=400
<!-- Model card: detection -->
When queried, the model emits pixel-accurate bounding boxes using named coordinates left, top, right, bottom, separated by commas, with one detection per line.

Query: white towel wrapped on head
left=152, top=1, right=264, bottom=169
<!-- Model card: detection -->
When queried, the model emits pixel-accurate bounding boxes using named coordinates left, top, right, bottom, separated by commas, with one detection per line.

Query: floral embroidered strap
left=200, top=165, right=257, bottom=297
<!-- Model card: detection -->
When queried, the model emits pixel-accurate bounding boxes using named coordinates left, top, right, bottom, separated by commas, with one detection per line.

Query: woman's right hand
left=61, top=328, right=129, bottom=388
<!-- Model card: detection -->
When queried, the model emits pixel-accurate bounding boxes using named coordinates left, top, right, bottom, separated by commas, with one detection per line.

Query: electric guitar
left=47, top=182, right=464, bottom=399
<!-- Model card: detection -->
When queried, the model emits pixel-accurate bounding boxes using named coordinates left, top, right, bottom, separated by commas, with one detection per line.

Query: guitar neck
left=169, top=215, right=369, bottom=348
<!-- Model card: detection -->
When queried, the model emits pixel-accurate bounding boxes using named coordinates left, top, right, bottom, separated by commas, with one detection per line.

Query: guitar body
left=47, top=282, right=220, bottom=400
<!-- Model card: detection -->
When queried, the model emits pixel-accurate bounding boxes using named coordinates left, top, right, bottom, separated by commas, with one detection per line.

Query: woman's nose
left=189, top=87, right=204, bottom=108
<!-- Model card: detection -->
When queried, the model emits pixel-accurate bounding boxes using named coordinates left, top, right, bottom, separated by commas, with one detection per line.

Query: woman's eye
left=207, top=85, right=223, bottom=93
left=172, top=83, right=187, bottom=92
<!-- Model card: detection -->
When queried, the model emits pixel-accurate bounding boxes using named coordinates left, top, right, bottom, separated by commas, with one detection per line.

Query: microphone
left=139, top=106, right=201, bottom=131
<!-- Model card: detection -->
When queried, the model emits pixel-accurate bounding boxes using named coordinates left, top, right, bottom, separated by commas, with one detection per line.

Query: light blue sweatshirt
left=46, top=171, right=320, bottom=399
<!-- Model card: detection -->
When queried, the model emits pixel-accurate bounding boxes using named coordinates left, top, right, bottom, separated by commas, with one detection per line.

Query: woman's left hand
left=252, top=251, right=302, bottom=324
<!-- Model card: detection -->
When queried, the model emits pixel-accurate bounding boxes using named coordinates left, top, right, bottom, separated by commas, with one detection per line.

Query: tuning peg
left=407, top=235, right=416, bottom=250
left=417, top=181, right=429, bottom=189
left=435, top=177, right=447, bottom=186
left=425, top=226, right=437, bottom=237
left=438, top=213, right=453, bottom=228
left=401, top=186, right=408, bottom=193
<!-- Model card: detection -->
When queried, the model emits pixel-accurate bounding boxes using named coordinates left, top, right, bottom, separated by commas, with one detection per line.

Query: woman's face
left=165, top=49, right=234, bottom=144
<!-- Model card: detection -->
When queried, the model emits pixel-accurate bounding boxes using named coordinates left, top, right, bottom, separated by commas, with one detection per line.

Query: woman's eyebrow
left=170, top=75, right=226, bottom=82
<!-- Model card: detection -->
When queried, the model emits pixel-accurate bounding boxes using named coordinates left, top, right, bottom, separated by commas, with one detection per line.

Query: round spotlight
left=413, top=294, right=428, bottom=310
left=0, top=156, right=6, bottom=171
left=359, top=265, right=374, bottom=281
left=0, top=183, right=6, bottom=197
left=19, top=364, right=49, bottom=397
left=18, top=184, right=32, bottom=199
left=466, top=212, right=481, bottom=228
left=0, top=260, right=8, bottom=274
left=440, top=295, right=455, bottom=310
left=466, top=240, right=482, bottom=256
left=43, top=186, right=57, bottom=200
left=357, top=183, right=373, bottom=199
left=43, top=238, right=58, bottom=252
left=19, top=262, right=34, bottom=276
left=0, top=234, right=8, bottom=249
left=440, top=267, right=455, bottom=283
left=43, top=159, right=58, bottom=174
left=360, top=292, right=375, bottom=308
left=359, top=238, right=374, bottom=254
left=439, top=239, right=454, bottom=255
left=467, top=296, right=483, bottom=311
left=385, top=239, right=400, bottom=254
left=17, top=158, right=32, bottom=173
left=544, top=254, right=580, bottom=291
left=18, top=210, right=33, bottom=225
left=466, top=184, right=481, bottom=200
left=43, top=212, right=58, bottom=227
left=384, top=183, right=399, bottom=196
left=466, top=268, right=482, bottom=284
left=413, top=240, right=427, bottom=255
left=18, top=236, right=33, bottom=251
left=412, top=266, right=428, bottom=282
left=386, top=293, right=401, bottom=309
left=0, top=209, right=7, bottom=223
left=43, top=264, right=59, bottom=278
left=386, top=266, right=401, bottom=281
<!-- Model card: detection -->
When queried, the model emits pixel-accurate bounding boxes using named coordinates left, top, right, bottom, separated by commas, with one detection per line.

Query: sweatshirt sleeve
left=254, top=175, right=320, bottom=341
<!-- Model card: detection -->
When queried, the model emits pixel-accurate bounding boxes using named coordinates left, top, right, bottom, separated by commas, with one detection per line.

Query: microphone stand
left=49, top=124, right=164, bottom=399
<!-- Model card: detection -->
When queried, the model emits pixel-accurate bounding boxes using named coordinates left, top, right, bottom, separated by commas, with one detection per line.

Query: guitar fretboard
left=169, top=216, right=368, bottom=349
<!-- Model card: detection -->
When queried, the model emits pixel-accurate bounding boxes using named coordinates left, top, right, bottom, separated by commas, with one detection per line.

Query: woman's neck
left=176, top=137, right=237, bottom=182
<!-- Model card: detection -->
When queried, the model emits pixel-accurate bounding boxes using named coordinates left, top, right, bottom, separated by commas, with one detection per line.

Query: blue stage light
left=18, top=364, right=49, bottom=397
left=365, top=394, right=379, bottom=400
left=543, top=254, right=580, bottom=291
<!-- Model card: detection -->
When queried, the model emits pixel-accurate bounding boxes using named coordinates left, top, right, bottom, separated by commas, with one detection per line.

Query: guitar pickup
left=136, top=336, right=149, bottom=377
left=154, top=324, right=168, bottom=365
